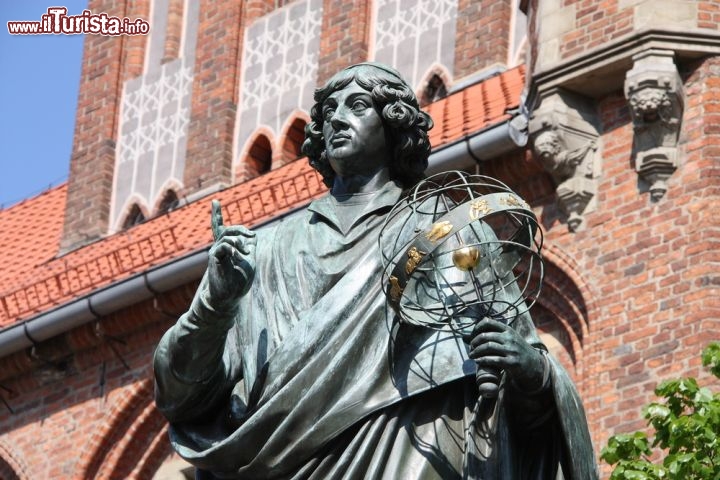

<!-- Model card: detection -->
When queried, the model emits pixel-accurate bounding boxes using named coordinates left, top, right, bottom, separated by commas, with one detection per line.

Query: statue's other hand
left=206, top=200, right=257, bottom=310
left=468, top=319, right=546, bottom=393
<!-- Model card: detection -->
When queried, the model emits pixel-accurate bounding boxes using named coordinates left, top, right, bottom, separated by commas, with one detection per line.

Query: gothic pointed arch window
left=281, top=118, right=307, bottom=165
left=157, top=190, right=180, bottom=215
left=0, top=457, right=21, bottom=480
left=233, top=0, right=323, bottom=179
left=372, top=0, right=458, bottom=89
left=420, top=74, right=448, bottom=107
left=110, top=0, right=200, bottom=230
left=248, top=134, right=273, bottom=176
left=122, top=204, right=146, bottom=229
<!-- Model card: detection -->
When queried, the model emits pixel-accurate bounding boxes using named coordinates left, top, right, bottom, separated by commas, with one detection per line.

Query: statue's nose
left=330, top=108, right=350, bottom=130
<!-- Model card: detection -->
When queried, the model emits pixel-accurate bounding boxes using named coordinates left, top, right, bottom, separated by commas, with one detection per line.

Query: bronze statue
left=154, top=63, right=598, bottom=479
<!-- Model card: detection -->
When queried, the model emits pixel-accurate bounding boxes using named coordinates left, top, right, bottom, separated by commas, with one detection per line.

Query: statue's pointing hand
left=207, top=200, right=256, bottom=310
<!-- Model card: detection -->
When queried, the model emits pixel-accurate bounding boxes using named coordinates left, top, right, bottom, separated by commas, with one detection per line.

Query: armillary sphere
left=379, top=171, right=544, bottom=396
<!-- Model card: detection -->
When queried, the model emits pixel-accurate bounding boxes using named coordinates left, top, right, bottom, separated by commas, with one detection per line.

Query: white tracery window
left=373, top=0, right=458, bottom=90
left=234, top=0, right=323, bottom=173
left=111, top=0, right=199, bottom=231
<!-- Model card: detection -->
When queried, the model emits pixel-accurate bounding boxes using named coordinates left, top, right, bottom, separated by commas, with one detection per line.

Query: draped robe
left=154, top=181, right=598, bottom=479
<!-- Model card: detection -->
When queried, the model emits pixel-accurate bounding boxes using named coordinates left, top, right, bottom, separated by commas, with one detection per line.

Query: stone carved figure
left=623, top=51, right=685, bottom=201
left=533, top=130, right=596, bottom=184
left=154, top=63, right=597, bottom=479
left=628, top=87, right=680, bottom=150
left=629, top=88, right=674, bottom=125
left=531, top=127, right=598, bottom=231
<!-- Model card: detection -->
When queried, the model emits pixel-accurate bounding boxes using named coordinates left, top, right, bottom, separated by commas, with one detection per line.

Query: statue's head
left=532, top=130, right=562, bottom=161
left=302, top=62, right=433, bottom=189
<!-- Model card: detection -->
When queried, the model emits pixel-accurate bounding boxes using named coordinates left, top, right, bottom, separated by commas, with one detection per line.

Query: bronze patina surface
left=154, top=63, right=597, bottom=479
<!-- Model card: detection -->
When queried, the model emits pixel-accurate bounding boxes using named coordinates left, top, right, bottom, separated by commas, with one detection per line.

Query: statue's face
left=533, top=131, right=561, bottom=160
left=321, top=81, right=390, bottom=177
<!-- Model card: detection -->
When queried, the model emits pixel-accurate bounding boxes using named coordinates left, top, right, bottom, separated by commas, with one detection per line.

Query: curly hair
left=301, top=63, right=434, bottom=189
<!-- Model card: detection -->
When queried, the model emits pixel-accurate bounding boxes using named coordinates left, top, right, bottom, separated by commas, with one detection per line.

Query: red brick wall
left=526, top=1, right=720, bottom=84
left=316, top=0, right=372, bottom=86
left=454, top=0, right=512, bottom=78
left=0, top=336, right=164, bottom=478
left=548, top=1, right=712, bottom=63
left=0, top=286, right=194, bottom=479
left=60, top=0, right=149, bottom=252
left=698, top=1, right=720, bottom=29
left=125, top=0, right=150, bottom=78
left=162, top=0, right=184, bottom=62
left=536, top=56, right=720, bottom=476
left=482, top=55, right=720, bottom=475
left=560, top=1, right=633, bottom=58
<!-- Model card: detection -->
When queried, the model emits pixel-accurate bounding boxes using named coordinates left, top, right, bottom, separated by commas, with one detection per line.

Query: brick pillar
left=316, top=0, right=372, bottom=86
left=182, top=0, right=274, bottom=200
left=125, top=0, right=150, bottom=77
left=454, top=0, right=512, bottom=78
left=162, top=0, right=184, bottom=62
left=60, top=0, right=149, bottom=252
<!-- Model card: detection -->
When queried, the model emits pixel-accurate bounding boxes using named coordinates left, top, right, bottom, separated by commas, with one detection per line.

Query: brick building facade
left=0, top=0, right=719, bottom=478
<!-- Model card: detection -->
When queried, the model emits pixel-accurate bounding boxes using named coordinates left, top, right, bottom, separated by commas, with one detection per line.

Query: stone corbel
left=529, top=90, right=601, bottom=232
left=624, top=49, right=684, bottom=201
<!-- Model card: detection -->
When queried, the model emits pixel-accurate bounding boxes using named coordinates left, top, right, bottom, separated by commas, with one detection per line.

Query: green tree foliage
left=601, top=342, right=720, bottom=480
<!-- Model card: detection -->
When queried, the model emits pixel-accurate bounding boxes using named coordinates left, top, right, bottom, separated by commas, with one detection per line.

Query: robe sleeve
left=549, top=354, right=599, bottom=480
left=153, top=272, right=243, bottom=423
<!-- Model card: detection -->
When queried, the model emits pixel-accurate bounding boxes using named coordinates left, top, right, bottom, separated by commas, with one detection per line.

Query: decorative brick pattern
left=94, top=394, right=169, bottom=479
left=112, top=62, right=194, bottom=228
left=111, top=0, right=199, bottom=230
left=78, top=379, right=154, bottom=478
left=0, top=159, right=326, bottom=325
left=374, top=0, right=458, bottom=89
left=234, top=0, right=323, bottom=180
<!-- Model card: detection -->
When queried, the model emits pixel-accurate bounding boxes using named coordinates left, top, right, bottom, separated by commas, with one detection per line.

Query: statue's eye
left=351, top=99, right=369, bottom=112
left=323, top=108, right=335, bottom=121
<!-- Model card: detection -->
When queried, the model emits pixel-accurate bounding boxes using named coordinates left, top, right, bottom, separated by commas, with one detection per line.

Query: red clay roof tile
left=0, top=66, right=525, bottom=327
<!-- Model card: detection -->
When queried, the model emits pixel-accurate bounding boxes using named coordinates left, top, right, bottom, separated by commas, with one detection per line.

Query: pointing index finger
left=211, top=200, right=225, bottom=241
